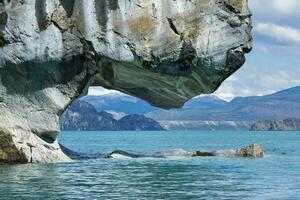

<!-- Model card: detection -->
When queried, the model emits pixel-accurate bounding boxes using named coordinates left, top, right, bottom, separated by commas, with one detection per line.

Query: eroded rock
left=234, top=144, right=264, bottom=158
left=0, top=0, right=252, bottom=163
left=106, top=144, right=264, bottom=159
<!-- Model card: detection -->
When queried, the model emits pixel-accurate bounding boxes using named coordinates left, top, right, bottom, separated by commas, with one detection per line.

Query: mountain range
left=148, top=86, right=300, bottom=121
left=60, top=100, right=164, bottom=131
left=63, top=86, right=300, bottom=131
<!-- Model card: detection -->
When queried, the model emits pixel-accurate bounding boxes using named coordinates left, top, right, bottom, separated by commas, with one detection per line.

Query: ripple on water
left=0, top=131, right=300, bottom=199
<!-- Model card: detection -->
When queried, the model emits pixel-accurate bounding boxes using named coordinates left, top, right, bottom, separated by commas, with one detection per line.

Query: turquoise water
left=0, top=131, right=300, bottom=200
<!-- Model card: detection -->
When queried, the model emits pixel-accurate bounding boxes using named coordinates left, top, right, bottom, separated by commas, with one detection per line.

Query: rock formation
left=250, top=118, right=300, bottom=131
left=233, top=143, right=264, bottom=157
left=195, top=143, right=264, bottom=158
left=106, top=144, right=264, bottom=159
left=0, top=0, right=252, bottom=163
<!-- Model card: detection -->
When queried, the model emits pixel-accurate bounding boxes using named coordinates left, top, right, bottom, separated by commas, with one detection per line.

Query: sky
left=89, top=0, right=300, bottom=100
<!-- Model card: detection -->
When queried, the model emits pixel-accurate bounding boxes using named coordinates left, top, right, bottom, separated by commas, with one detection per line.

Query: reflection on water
left=0, top=131, right=300, bottom=200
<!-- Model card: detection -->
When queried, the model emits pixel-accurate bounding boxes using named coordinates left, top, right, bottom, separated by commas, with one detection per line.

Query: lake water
left=0, top=131, right=300, bottom=199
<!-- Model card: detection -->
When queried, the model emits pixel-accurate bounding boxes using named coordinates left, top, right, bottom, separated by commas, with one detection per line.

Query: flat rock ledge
left=0, top=0, right=252, bottom=164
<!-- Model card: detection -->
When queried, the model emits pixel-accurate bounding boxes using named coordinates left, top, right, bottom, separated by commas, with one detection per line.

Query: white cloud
left=272, top=0, right=300, bottom=15
left=215, top=83, right=253, bottom=101
left=250, top=0, right=300, bottom=17
left=255, top=23, right=300, bottom=45
left=256, top=44, right=269, bottom=54
left=215, top=65, right=300, bottom=101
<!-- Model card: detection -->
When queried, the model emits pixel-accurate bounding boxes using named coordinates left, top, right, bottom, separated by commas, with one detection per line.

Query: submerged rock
left=194, top=151, right=216, bottom=157
left=234, top=144, right=264, bottom=158
left=0, top=0, right=252, bottom=163
left=107, top=150, right=142, bottom=159
left=196, top=144, right=264, bottom=158
left=107, top=144, right=264, bottom=159
left=152, top=149, right=194, bottom=157
left=212, top=144, right=264, bottom=158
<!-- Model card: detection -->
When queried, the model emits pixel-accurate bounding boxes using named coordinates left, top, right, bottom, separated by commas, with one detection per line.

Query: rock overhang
left=0, top=0, right=252, bottom=163
left=75, top=0, right=252, bottom=108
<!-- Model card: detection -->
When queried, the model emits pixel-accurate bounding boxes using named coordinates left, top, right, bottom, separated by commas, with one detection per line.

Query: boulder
left=193, top=144, right=264, bottom=158
left=234, top=144, right=264, bottom=158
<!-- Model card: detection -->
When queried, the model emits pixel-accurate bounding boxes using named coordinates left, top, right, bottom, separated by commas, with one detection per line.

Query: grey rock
left=193, top=144, right=264, bottom=158
left=107, top=150, right=142, bottom=159
left=107, top=149, right=194, bottom=159
left=0, top=0, right=252, bottom=163
left=106, top=144, right=264, bottom=159
left=152, top=149, right=194, bottom=157
left=234, top=144, right=264, bottom=158
left=0, top=129, right=71, bottom=164
left=194, top=144, right=264, bottom=158
left=250, top=118, right=300, bottom=131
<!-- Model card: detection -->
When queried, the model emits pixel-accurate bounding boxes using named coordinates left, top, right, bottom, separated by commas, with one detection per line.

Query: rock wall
left=0, top=0, right=252, bottom=163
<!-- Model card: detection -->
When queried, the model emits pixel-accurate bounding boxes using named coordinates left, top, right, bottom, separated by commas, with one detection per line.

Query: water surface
left=0, top=131, right=299, bottom=199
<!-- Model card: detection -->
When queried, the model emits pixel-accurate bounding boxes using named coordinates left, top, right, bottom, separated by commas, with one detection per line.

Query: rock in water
left=235, top=144, right=264, bottom=158
left=152, top=149, right=194, bottom=157
left=0, top=0, right=252, bottom=163
left=107, top=150, right=141, bottom=159
left=106, top=144, right=264, bottom=159
left=193, top=144, right=264, bottom=158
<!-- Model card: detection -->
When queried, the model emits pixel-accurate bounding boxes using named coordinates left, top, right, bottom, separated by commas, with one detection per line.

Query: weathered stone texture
left=0, top=0, right=252, bottom=163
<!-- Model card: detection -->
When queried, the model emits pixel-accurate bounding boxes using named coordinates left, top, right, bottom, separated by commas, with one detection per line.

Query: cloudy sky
left=89, top=0, right=300, bottom=100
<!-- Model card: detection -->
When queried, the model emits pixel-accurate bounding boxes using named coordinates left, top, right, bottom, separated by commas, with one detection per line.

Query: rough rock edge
left=106, top=144, right=264, bottom=159
left=0, top=129, right=71, bottom=164
left=0, top=0, right=252, bottom=164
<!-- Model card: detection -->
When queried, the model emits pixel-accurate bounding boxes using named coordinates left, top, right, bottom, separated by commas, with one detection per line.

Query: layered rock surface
left=0, top=0, right=252, bottom=163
